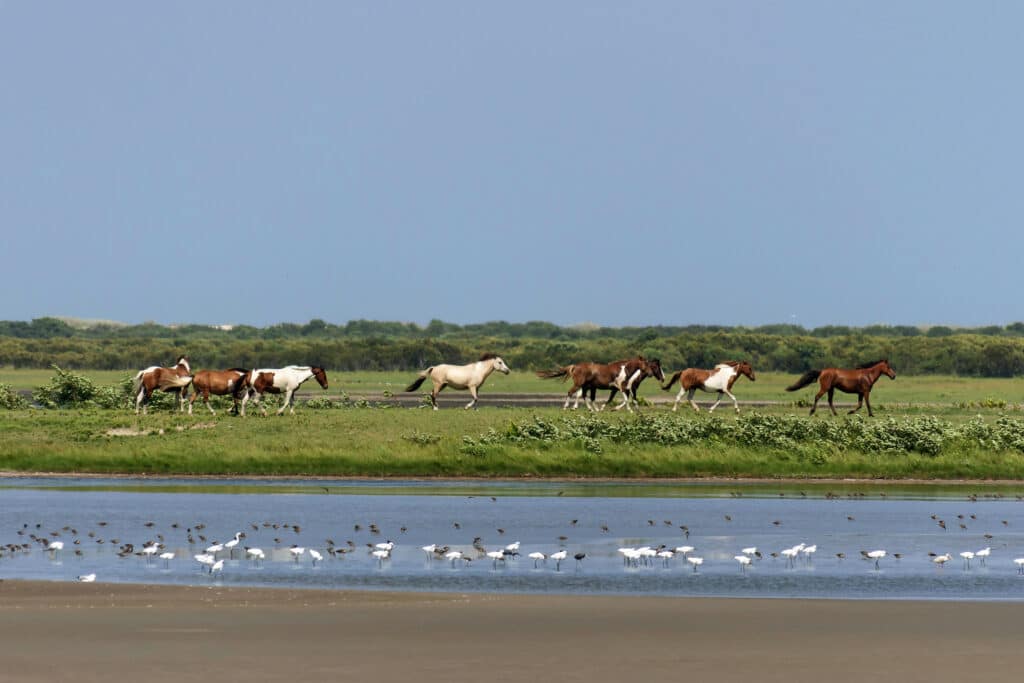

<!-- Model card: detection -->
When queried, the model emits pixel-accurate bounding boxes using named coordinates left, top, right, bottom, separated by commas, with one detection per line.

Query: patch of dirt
left=105, top=422, right=217, bottom=437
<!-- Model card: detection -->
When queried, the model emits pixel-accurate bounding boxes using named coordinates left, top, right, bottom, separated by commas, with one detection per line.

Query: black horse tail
left=785, top=370, right=821, bottom=392
left=405, top=368, right=432, bottom=392
left=536, top=366, right=570, bottom=381
left=661, top=370, right=683, bottom=391
left=232, top=370, right=254, bottom=400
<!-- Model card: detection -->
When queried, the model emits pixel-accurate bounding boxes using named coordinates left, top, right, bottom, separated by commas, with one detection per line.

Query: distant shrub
left=0, top=383, right=28, bottom=410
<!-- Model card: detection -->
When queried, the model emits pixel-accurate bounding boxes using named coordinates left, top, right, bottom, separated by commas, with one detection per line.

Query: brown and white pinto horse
left=662, top=361, right=756, bottom=413
left=188, top=368, right=249, bottom=416
left=239, top=365, right=329, bottom=416
left=785, top=359, right=896, bottom=417
left=537, top=357, right=663, bottom=412
left=133, top=356, right=193, bottom=414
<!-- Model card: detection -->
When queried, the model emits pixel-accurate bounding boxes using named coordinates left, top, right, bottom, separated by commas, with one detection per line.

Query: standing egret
left=77, top=573, right=96, bottom=583
left=959, top=551, right=974, bottom=569
left=550, top=550, right=568, bottom=571
left=932, top=553, right=951, bottom=568
left=159, top=551, right=175, bottom=568
left=528, top=551, right=547, bottom=568
left=687, top=556, right=704, bottom=573
left=867, top=549, right=886, bottom=570
left=1014, top=558, right=1024, bottom=574
left=976, top=547, right=991, bottom=566
left=735, top=555, right=751, bottom=572
left=309, top=549, right=323, bottom=566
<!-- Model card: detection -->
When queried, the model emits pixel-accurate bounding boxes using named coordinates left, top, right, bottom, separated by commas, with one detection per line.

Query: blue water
left=2, top=477, right=1023, bottom=600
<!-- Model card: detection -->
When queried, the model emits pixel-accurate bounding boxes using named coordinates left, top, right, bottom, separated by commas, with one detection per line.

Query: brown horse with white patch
left=188, top=368, right=249, bottom=416
left=239, top=365, right=329, bottom=416
left=661, top=361, right=756, bottom=413
left=537, top=357, right=663, bottom=412
left=785, top=359, right=896, bottom=417
left=133, top=356, right=193, bottom=414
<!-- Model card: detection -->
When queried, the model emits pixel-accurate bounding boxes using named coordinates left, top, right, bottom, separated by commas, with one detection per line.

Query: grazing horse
left=239, top=366, right=329, bottom=416
left=188, top=368, right=249, bottom=416
left=405, top=354, right=510, bottom=410
left=537, top=357, right=663, bottom=412
left=785, top=359, right=896, bottom=417
left=662, top=361, right=756, bottom=413
left=133, top=356, right=193, bottom=414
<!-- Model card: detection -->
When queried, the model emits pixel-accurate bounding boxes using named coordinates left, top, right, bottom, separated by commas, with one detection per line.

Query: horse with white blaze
left=132, top=356, right=193, bottom=414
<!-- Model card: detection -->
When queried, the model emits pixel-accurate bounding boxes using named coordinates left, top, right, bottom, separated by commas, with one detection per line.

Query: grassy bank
left=3, top=406, right=1024, bottom=480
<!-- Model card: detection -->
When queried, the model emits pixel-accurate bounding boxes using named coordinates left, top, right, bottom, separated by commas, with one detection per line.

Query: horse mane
left=855, top=359, right=888, bottom=369
left=479, top=353, right=499, bottom=361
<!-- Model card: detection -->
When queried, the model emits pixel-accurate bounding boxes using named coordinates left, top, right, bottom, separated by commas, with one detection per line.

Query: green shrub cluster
left=465, top=413, right=1024, bottom=457
left=0, top=383, right=28, bottom=410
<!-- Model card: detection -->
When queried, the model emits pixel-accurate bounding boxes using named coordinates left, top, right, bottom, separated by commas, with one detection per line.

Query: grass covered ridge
left=3, top=407, right=1024, bottom=480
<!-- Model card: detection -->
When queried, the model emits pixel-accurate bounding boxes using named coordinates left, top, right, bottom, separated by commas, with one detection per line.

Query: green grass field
left=5, top=367, right=1022, bottom=406
left=4, top=367, right=1024, bottom=481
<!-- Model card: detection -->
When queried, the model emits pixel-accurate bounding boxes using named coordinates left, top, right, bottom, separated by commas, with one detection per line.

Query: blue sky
left=2, top=3, right=1021, bottom=329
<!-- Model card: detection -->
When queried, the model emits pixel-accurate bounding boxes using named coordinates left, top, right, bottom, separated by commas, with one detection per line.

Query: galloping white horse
left=405, top=354, right=510, bottom=410
left=133, top=356, right=193, bottom=414
left=662, top=361, right=756, bottom=413
left=239, top=365, right=328, bottom=416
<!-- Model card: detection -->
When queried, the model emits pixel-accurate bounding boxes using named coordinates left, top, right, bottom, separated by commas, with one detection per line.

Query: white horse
left=405, top=354, right=510, bottom=410
left=239, top=365, right=328, bottom=416
left=133, top=356, right=193, bottom=414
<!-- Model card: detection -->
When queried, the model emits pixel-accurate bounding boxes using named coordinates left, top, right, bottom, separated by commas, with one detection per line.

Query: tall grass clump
left=0, top=383, right=28, bottom=409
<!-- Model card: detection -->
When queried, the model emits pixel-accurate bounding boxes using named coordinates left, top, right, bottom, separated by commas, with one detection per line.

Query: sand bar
left=0, top=580, right=1021, bottom=682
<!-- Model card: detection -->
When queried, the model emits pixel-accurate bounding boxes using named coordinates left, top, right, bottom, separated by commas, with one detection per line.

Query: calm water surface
left=3, top=477, right=1024, bottom=601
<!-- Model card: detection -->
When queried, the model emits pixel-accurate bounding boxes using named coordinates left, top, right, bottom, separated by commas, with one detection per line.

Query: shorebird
left=657, top=550, right=674, bottom=567
left=159, top=551, right=175, bottom=567
left=372, top=549, right=390, bottom=567
left=224, top=532, right=243, bottom=557
left=976, top=547, right=991, bottom=566
left=932, top=553, right=952, bottom=568
left=574, top=552, right=586, bottom=570
left=741, top=547, right=757, bottom=557
left=866, top=549, right=886, bottom=569
left=246, top=547, right=265, bottom=565
left=1014, top=558, right=1024, bottom=574
left=550, top=550, right=568, bottom=571
left=210, top=559, right=224, bottom=575
left=309, top=549, right=323, bottom=566
left=960, top=551, right=975, bottom=569
left=528, top=551, right=546, bottom=568
left=289, top=546, right=305, bottom=562
left=444, top=550, right=464, bottom=566
left=77, top=573, right=96, bottom=582
left=486, top=550, right=505, bottom=569
left=686, top=556, right=704, bottom=573
left=735, top=555, right=751, bottom=572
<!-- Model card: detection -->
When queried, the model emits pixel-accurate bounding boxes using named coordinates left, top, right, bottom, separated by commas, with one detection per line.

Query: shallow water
left=2, top=477, right=1024, bottom=600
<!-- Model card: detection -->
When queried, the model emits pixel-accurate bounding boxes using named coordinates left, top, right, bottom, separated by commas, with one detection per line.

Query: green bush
left=0, top=383, right=28, bottom=410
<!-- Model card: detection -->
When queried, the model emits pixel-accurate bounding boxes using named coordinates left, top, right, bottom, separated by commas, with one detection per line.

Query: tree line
left=2, top=318, right=1024, bottom=376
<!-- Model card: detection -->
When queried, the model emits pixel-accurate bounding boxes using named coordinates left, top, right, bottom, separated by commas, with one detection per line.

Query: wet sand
left=0, top=581, right=1020, bottom=682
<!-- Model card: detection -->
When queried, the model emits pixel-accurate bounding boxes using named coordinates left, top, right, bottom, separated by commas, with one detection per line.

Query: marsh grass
left=3, top=405, right=1024, bottom=480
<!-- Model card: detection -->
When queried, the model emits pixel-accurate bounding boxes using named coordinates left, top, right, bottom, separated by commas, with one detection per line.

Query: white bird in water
left=867, top=550, right=886, bottom=569
left=486, top=550, right=505, bottom=568
left=421, top=544, right=437, bottom=559
left=675, top=545, right=694, bottom=557
left=77, top=573, right=96, bottom=583
left=960, top=551, right=975, bottom=569
left=210, top=559, right=224, bottom=575
left=801, top=544, right=817, bottom=562
left=686, top=556, right=704, bottom=573
left=444, top=550, right=463, bottom=566
left=550, top=550, right=568, bottom=571
left=735, top=555, right=751, bottom=572
left=1014, top=558, right=1024, bottom=574
left=741, top=547, right=757, bottom=557
left=224, top=532, right=243, bottom=557
left=375, top=541, right=395, bottom=552
left=159, top=551, right=175, bottom=567
left=976, top=547, right=991, bottom=566
left=309, top=549, right=323, bottom=566
left=47, top=540, right=64, bottom=554
left=657, top=550, right=674, bottom=567
left=194, top=553, right=215, bottom=570
left=528, top=551, right=546, bottom=568
left=205, top=541, right=225, bottom=555
left=932, top=553, right=952, bottom=568
left=289, top=546, right=306, bottom=562
left=246, top=547, right=265, bottom=565
left=504, top=541, right=521, bottom=553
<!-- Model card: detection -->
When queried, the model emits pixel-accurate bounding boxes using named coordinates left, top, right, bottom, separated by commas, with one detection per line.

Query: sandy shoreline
left=1, top=580, right=1021, bottom=682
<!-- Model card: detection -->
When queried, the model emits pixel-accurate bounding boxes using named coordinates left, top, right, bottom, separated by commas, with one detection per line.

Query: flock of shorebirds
left=5, top=492, right=1024, bottom=585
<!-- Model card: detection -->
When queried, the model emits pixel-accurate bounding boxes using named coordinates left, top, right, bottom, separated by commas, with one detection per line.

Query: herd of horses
left=133, top=353, right=896, bottom=418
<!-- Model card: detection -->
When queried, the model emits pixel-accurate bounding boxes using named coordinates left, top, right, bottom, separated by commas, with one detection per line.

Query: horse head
left=492, top=357, right=511, bottom=374
left=175, top=356, right=192, bottom=374
left=645, top=358, right=665, bottom=383
left=880, top=360, right=896, bottom=380
left=738, top=361, right=756, bottom=381
left=311, top=366, right=329, bottom=389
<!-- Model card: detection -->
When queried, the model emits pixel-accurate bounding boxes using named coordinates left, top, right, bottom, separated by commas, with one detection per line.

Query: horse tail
left=405, top=368, right=432, bottom=392
left=131, top=370, right=145, bottom=396
left=661, top=370, right=683, bottom=391
left=536, top=366, right=570, bottom=381
left=785, top=370, right=821, bottom=392
left=232, top=370, right=254, bottom=400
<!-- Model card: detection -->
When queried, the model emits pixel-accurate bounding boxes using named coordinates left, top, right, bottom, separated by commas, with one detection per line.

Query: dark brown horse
left=188, top=368, right=249, bottom=416
left=785, top=359, right=896, bottom=417
left=662, top=361, right=756, bottom=413
left=537, top=357, right=663, bottom=411
left=132, top=356, right=193, bottom=414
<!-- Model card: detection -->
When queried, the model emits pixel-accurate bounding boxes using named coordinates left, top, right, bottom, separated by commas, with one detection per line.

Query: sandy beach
left=0, top=581, right=1020, bottom=682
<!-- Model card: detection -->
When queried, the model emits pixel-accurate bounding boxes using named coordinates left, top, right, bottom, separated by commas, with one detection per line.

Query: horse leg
left=827, top=388, right=838, bottom=416
left=864, top=391, right=874, bottom=417
left=135, top=386, right=146, bottom=415
left=672, top=386, right=685, bottom=412
left=709, top=392, right=724, bottom=412
left=687, top=388, right=700, bottom=413
left=430, top=381, right=445, bottom=411
left=204, top=389, right=216, bottom=416
left=848, top=393, right=864, bottom=415
left=810, top=387, right=827, bottom=416
left=277, top=389, right=295, bottom=415
left=724, top=388, right=740, bottom=414
left=465, top=386, right=479, bottom=410
left=602, top=387, right=618, bottom=412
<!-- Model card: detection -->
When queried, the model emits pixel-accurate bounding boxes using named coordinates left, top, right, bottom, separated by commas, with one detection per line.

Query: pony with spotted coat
left=662, top=361, right=756, bottom=413
left=132, top=356, right=193, bottom=414
left=239, top=365, right=329, bottom=416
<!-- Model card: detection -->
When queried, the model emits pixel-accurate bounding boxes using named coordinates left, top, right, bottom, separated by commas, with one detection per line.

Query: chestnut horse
left=239, top=365, right=329, bottom=416
left=405, top=353, right=510, bottom=410
left=188, top=368, right=249, bottom=416
left=662, top=361, right=756, bottom=413
left=537, top=357, right=663, bottom=412
left=785, top=359, right=896, bottom=417
left=133, top=356, right=192, bottom=414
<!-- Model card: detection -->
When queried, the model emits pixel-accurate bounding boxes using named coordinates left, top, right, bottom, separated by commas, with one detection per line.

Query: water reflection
left=2, top=478, right=1024, bottom=600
